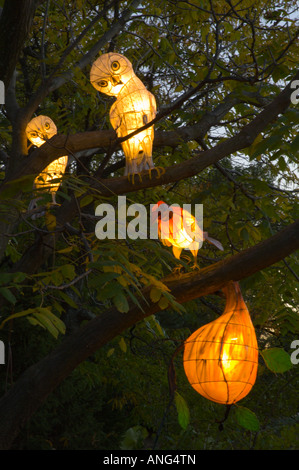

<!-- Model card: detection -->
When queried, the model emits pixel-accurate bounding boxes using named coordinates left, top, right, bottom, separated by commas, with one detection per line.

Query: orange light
left=151, top=200, right=223, bottom=261
left=90, top=52, right=156, bottom=178
left=26, top=115, right=68, bottom=204
left=183, top=282, right=258, bottom=405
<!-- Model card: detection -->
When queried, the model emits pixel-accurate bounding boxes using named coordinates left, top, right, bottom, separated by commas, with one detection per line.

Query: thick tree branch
left=0, top=218, right=298, bottom=450
left=0, top=72, right=296, bottom=263
left=2, top=70, right=296, bottom=193
left=0, top=0, right=40, bottom=88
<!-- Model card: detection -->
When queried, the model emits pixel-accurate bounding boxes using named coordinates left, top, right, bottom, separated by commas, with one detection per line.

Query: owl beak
left=111, top=75, right=123, bottom=86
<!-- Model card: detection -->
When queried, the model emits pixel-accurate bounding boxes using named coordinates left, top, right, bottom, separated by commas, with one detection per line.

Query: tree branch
left=0, top=218, right=298, bottom=449
left=0, top=0, right=40, bottom=88
left=3, top=69, right=296, bottom=193
left=0, top=71, right=296, bottom=263
left=21, top=0, right=142, bottom=121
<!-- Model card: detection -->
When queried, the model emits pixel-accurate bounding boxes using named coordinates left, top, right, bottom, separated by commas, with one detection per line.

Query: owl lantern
left=151, top=201, right=223, bottom=262
left=90, top=52, right=157, bottom=180
left=26, top=115, right=68, bottom=205
left=183, top=282, right=258, bottom=405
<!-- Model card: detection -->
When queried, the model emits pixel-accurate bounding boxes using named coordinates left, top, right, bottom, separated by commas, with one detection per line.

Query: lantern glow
left=151, top=200, right=223, bottom=262
left=90, top=52, right=157, bottom=180
left=26, top=115, right=68, bottom=204
left=183, top=282, right=258, bottom=405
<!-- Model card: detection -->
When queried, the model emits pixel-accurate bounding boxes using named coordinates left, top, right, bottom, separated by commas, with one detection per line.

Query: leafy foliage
left=0, top=0, right=298, bottom=451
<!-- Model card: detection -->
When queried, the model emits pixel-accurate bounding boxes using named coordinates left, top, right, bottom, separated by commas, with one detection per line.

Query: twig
left=42, top=270, right=92, bottom=291
left=40, top=0, right=50, bottom=81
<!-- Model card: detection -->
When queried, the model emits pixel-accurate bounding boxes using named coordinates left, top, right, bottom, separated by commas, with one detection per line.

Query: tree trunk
left=0, top=0, right=38, bottom=88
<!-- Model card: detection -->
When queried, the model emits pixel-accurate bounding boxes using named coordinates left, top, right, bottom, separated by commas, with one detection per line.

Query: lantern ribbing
left=183, top=282, right=258, bottom=404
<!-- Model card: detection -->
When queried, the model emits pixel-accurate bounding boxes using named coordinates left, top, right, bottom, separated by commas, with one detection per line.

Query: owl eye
left=111, top=61, right=120, bottom=71
left=44, top=122, right=50, bottom=130
left=98, top=79, right=108, bottom=87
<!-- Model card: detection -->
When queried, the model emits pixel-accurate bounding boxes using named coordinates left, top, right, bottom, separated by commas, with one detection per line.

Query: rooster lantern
left=151, top=201, right=223, bottom=265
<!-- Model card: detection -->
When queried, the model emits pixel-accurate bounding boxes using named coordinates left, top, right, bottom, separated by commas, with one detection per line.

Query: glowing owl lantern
left=26, top=115, right=68, bottom=204
left=90, top=52, right=157, bottom=180
left=151, top=201, right=223, bottom=261
left=183, top=282, right=259, bottom=405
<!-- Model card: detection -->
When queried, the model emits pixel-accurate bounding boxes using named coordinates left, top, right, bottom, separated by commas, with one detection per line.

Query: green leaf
left=120, top=426, right=148, bottom=450
left=80, top=195, right=94, bottom=208
left=60, top=264, right=76, bottom=281
left=57, top=290, right=78, bottom=308
left=261, top=347, right=293, bottom=373
left=158, top=295, right=169, bottom=310
left=0, top=287, right=17, bottom=305
left=0, top=308, right=34, bottom=329
left=118, top=337, right=127, bottom=353
left=235, top=406, right=260, bottom=432
left=32, top=312, right=59, bottom=338
left=174, top=391, right=190, bottom=430
left=150, top=287, right=162, bottom=303
left=45, top=213, right=56, bottom=231
left=113, top=292, right=129, bottom=313
left=290, top=134, right=299, bottom=153
left=248, top=134, right=281, bottom=160
left=107, top=348, right=115, bottom=357
left=31, top=308, right=66, bottom=339
left=12, top=272, right=27, bottom=284
left=96, top=272, right=120, bottom=284
left=57, top=246, right=74, bottom=254
left=97, top=281, right=121, bottom=301
left=38, top=308, right=65, bottom=335
left=0, top=272, right=14, bottom=285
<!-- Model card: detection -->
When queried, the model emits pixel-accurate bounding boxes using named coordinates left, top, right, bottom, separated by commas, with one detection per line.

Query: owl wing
left=110, top=88, right=156, bottom=176
left=34, top=156, right=68, bottom=206
left=110, top=102, right=122, bottom=133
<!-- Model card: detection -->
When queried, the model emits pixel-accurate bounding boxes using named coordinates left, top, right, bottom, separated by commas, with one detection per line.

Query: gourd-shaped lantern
left=151, top=200, right=223, bottom=261
left=26, top=115, right=68, bottom=204
left=183, top=282, right=258, bottom=404
left=90, top=52, right=157, bottom=181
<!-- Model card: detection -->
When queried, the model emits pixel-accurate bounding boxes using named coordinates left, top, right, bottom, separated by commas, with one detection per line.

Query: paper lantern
left=26, top=115, right=68, bottom=204
left=90, top=52, right=157, bottom=181
left=183, top=282, right=258, bottom=404
left=151, top=200, right=223, bottom=261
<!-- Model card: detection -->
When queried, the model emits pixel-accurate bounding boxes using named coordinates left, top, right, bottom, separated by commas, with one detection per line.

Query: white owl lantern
left=90, top=52, right=156, bottom=179
left=26, top=115, right=68, bottom=204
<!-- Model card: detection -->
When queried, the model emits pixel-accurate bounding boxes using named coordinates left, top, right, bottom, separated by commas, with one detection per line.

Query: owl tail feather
left=124, top=151, right=154, bottom=176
